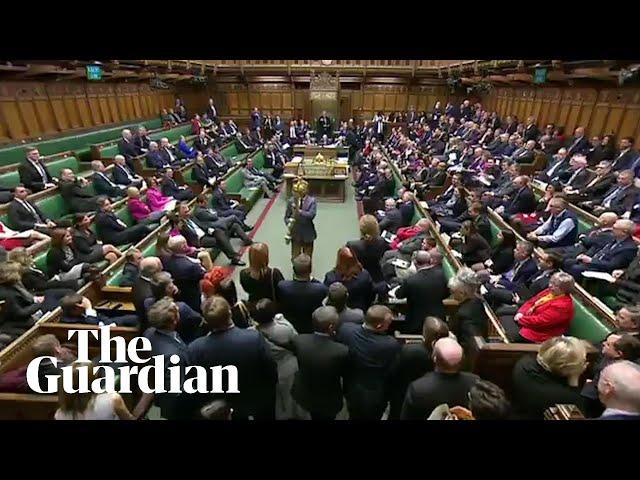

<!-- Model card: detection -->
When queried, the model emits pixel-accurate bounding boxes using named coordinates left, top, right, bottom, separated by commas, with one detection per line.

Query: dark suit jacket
left=133, top=276, right=153, bottom=326
left=210, top=187, right=233, bottom=211
left=499, top=257, right=539, bottom=291
left=113, top=164, right=140, bottom=186
left=395, top=266, right=449, bottom=334
left=378, top=209, right=403, bottom=234
left=323, top=270, right=374, bottom=313
left=187, top=327, right=278, bottom=419
left=455, top=298, right=488, bottom=351
left=586, top=237, right=638, bottom=272
left=0, top=284, right=43, bottom=327
left=92, top=172, right=123, bottom=197
left=291, top=334, right=349, bottom=417
left=118, top=139, right=138, bottom=163
left=566, top=136, right=590, bottom=157
left=611, top=149, right=639, bottom=172
left=512, top=354, right=584, bottom=419
left=192, top=163, right=212, bottom=187
left=580, top=173, right=616, bottom=199
left=336, top=322, right=401, bottom=414
left=58, top=180, right=98, bottom=213
left=506, top=187, right=536, bottom=215
left=142, top=327, right=191, bottom=419
left=46, top=246, right=83, bottom=277
left=161, top=177, right=184, bottom=199
left=346, top=237, right=390, bottom=283
left=401, top=371, right=480, bottom=420
left=133, top=134, right=151, bottom=155
left=523, top=124, right=539, bottom=142
left=276, top=279, right=328, bottom=334
left=146, top=150, right=169, bottom=170
left=387, top=343, right=433, bottom=420
left=18, top=159, right=54, bottom=193
left=601, top=185, right=639, bottom=215
left=565, top=168, right=594, bottom=190
left=8, top=199, right=49, bottom=231
left=164, top=254, right=206, bottom=312
left=94, top=211, right=127, bottom=245
left=285, top=195, right=317, bottom=243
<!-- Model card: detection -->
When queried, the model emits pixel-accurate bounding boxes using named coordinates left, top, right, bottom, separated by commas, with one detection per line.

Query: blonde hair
left=7, top=247, right=32, bottom=270
left=0, top=262, right=23, bottom=285
left=127, top=187, right=140, bottom=199
left=359, top=214, right=380, bottom=241
left=537, top=336, right=588, bottom=379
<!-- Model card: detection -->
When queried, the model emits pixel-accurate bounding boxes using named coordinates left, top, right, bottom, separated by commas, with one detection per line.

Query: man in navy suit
left=91, top=160, right=126, bottom=198
left=174, top=203, right=245, bottom=266
left=163, top=235, right=207, bottom=312
left=612, top=136, right=640, bottom=172
left=250, top=107, right=262, bottom=131
left=159, top=138, right=186, bottom=167
left=94, top=197, right=156, bottom=246
left=18, top=147, right=56, bottom=193
left=112, top=155, right=144, bottom=189
left=504, top=176, right=536, bottom=216
left=337, top=304, right=401, bottom=420
left=187, top=296, right=278, bottom=419
left=592, top=169, right=639, bottom=216
left=144, top=297, right=192, bottom=420
left=146, top=142, right=170, bottom=170
left=563, top=219, right=638, bottom=280
left=210, top=180, right=248, bottom=222
left=117, top=129, right=139, bottom=170
left=597, top=361, right=640, bottom=420
left=566, top=126, right=590, bottom=157
left=276, top=254, right=328, bottom=334
left=161, top=168, right=195, bottom=201
left=484, top=241, right=539, bottom=306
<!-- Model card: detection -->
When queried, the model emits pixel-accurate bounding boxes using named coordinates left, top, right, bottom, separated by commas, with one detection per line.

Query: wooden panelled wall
left=483, top=87, right=640, bottom=146
left=0, top=81, right=176, bottom=143
left=177, top=82, right=457, bottom=122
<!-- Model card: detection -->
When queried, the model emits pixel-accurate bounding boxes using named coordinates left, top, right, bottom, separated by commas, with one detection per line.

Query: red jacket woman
left=514, top=272, right=575, bottom=343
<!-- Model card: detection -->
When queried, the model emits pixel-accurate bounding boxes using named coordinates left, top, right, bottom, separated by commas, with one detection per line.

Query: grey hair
left=549, top=272, right=575, bottom=294
left=147, top=297, right=177, bottom=329
left=448, top=267, right=481, bottom=299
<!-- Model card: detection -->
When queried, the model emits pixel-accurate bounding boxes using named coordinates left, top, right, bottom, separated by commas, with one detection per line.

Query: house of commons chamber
left=0, top=59, right=639, bottom=421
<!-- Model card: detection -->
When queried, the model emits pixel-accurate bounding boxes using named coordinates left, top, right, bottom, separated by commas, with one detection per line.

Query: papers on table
left=532, top=179, right=548, bottom=190
left=291, top=156, right=303, bottom=163
left=581, top=271, right=615, bottom=283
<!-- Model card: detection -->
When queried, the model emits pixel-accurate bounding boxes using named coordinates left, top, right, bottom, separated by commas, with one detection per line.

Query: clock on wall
left=320, top=60, right=333, bottom=66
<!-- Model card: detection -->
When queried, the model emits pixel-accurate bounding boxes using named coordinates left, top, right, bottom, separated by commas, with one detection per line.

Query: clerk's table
left=284, top=146, right=350, bottom=203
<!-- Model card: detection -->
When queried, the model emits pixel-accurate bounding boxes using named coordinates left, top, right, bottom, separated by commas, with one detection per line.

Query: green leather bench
left=0, top=118, right=163, bottom=166
left=0, top=155, right=92, bottom=190
left=484, top=215, right=613, bottom=344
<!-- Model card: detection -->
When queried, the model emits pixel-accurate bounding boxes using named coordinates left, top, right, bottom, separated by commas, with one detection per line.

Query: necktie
left=22, top=200, right=42, bottom=222
left=32, top=161, right=47, bottom=181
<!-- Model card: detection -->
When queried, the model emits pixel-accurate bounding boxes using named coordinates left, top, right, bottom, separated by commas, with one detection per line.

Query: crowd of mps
left=0, top=98, right=638, bottom=421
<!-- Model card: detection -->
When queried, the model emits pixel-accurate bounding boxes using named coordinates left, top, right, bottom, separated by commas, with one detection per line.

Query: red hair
left=334, top=246, right=362, bottom=281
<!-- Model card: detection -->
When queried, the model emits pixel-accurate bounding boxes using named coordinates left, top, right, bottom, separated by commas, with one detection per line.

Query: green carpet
left=216, top=182, right=361, bottom=299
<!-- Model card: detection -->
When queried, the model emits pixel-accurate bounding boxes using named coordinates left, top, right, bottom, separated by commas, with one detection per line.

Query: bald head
left=433, top=337, right=464, bottom=373
left=598, top=360, right=640, bottom=414
left=598, top=212, right=619, bottom=228
left=312, top=306, right=340, bottom=334
left=414, top=250, right=431, bottom=268
left=140, top=256, right=162, bottom=277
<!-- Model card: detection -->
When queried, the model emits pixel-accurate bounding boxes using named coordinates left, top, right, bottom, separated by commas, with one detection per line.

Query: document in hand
left=381, top=230, right=397, bottom=243
left=581, top=271, right=615, bottom=283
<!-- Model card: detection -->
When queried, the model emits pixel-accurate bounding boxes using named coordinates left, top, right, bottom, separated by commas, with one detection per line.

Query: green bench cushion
left=0, top=118, right=162, bottom=166
left=568, top=298, right=612, bottom=343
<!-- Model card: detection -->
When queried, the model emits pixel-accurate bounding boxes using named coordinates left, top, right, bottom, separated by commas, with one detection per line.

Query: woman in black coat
left=239, top=242, right=284, bottom=306
left=448, top=268, right=488, bottom=352
left=511, top=336, right=587, bottom=419
left=7, top=247, right=80, bottom=312
left=459, top=220, right=491, bottom=267
left=46, top=228, right=94, bottom=281
left=346, top=214, right=390, bottom=285
left=323, top=246, right=374, bottom=312
left=0, top=261, right=46, bottom=342
left=71, top=214, right=121, bottom=265
left=474, top=229, right=516, bottom=274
